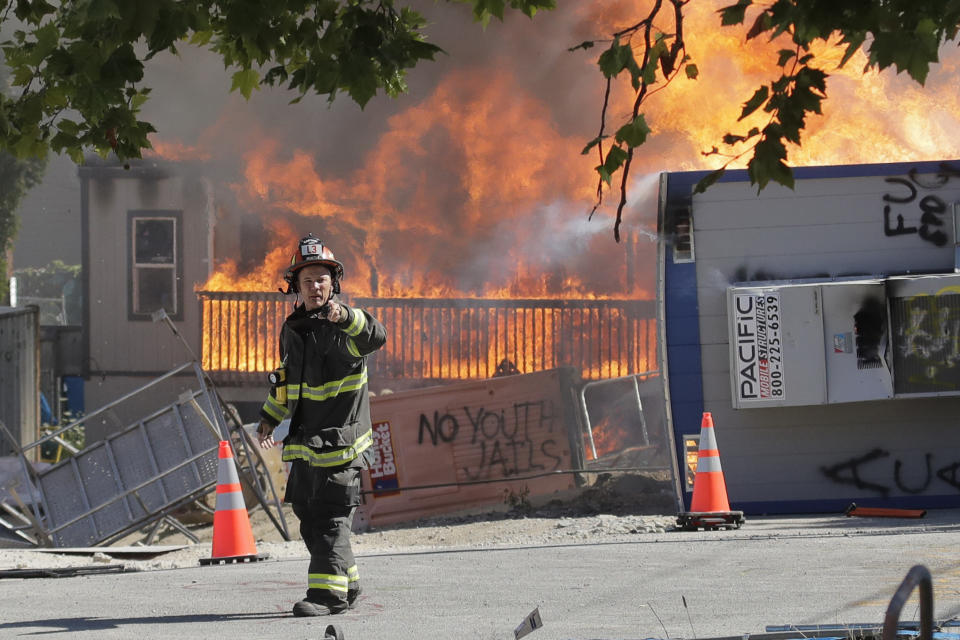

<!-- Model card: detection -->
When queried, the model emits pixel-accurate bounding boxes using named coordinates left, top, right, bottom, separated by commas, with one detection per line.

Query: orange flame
left=146, top=137, right=212, bottom=162
left=204, top=68, right=629, bottom=300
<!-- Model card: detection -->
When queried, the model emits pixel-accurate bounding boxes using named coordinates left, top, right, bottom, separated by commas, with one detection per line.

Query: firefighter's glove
left=257, top=419, right=277, bottom=450
left=319, top=301, right=343, bottom=323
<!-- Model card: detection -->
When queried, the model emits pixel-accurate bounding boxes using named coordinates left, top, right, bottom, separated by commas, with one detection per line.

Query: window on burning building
left=128, top=211, right=182, bottom=320
left=669, top=205, right=694, bottom=263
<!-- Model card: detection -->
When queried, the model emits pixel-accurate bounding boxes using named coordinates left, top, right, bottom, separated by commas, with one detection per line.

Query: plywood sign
left=356, top=368, right=582, bottom=528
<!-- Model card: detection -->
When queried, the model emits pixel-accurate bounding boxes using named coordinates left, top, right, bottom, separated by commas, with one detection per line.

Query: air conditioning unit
left=725, top=273, right=960, bottom=408
left=728, top=272, right=960, bottom=408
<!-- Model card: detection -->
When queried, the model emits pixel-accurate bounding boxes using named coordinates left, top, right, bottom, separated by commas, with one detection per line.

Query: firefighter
left=256, top=234, right=387, bottom=617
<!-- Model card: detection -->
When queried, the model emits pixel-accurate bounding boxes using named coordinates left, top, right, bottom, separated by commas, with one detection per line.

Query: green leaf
left=838, top=33, right=865, bottom=68
left=189, top=29, right=214, bottom=47
left=598, top=41, right=621, bottom=78
left=345, top=60, right=380, bottom=107
left=597, top=166, right=612, bottom=185
left=28, top=22, right=59, bottom=66
left=581, top=134, right=608, bottom=155
left=42, top=85, right=68, bottom=109
left=718, top=0, right=751, bottom=26
left=685, top=63, right=698, bottom=80
left=230, top=68, right=260, bottom=99
left=472, top=0, right=506, bottom=27
left=749, top=132, right=793, bottom=191
left=598, top=39, right=635, bottom=79
left=614, top=114, right=651, bottom=148
left=776, top=49, right=796, bottom=67
left=57, top=119, right=80, bottom=136
left=745, top=11, right=770, bottom=40
left=642, top=39, right=668, bottom=85
left=739, top=86, right=768, bottom=120
left=130, top=91, right=149, bottom=110
left=596, top=145, right=628, bottom=184
left=694, top=168, right=725, bottom=194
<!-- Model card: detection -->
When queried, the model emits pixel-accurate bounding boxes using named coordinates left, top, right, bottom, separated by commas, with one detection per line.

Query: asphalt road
left=2, top=510, right=960, bottom=640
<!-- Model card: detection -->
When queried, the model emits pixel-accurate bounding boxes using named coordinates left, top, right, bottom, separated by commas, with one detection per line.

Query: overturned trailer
left=658, top=158, right=960, bottom=514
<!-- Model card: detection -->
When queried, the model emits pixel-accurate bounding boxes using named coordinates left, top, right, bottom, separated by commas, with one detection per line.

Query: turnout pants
left=287, top=463, right=362, bottom=606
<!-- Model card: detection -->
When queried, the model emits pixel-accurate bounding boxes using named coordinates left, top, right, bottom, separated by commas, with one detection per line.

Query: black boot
left=292, top=599, right=348, bottom=617
left=347, top=585, right=362, bottom=609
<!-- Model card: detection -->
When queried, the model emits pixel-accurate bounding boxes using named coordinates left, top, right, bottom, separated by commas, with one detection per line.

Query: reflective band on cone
left=200, top=440, right=267, bottom=566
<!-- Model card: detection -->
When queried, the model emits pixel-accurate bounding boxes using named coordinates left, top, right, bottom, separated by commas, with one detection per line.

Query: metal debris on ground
left=33, top=545, right=188, bottom=560
left=0, top=564, right=129, bottom=579
left=514, top=606, right=543, bottom=639
left=323, top=624, right=344, bottom=640
left=845, top=503, right=927, bottom=519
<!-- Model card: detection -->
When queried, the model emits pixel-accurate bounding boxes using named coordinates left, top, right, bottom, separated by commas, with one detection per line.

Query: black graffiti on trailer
left=821, top=448, right=960, bottom=496
left=883, top=206, right=918, bottom=238
left=883, top=177, right=918, bottom=204
left=918, top=195, right=949, bottom=246
left=820, top=448, right=892, bottom=497
left=894, top=454, right=932, bottom=494
left=936, top=461, right=960, bottom=491
left=910, top=163, right=960, bottom=189
left=882, top=162, right=960, bottom=247
left=417, top=400, right=564, bottom=481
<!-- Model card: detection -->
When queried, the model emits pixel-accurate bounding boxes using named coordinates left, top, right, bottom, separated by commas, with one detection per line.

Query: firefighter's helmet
left=283, top=234, right=344, bottom=294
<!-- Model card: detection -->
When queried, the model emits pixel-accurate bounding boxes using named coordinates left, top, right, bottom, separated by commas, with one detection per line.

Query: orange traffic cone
left=199, top=441, right=268, bottom=565
left=677, top=412, right=745, bottom=531
left=690, top=412, right=731, bottom=512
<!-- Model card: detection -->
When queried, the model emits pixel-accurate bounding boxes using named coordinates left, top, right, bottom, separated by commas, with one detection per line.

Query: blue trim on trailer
left=662, top=170, right=706, bottom=511
left=660, top=158, right=960, bottom=513
left=734, top=493, right=960, bottom=516
left=663, top=158, right=960, bottom=188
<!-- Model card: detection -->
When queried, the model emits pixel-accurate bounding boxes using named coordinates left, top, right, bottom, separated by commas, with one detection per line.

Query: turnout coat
left=260, top=301, right=387, bottom=503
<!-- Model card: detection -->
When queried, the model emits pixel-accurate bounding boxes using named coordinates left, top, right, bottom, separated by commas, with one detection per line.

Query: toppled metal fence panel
left=0, top=363, right=224, bottom=547
left=0, top=306, right=39, bottom=458
left=579, top=372, right=683, bottom=514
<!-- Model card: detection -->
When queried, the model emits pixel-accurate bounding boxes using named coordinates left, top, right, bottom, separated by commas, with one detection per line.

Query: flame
left=203, top=218, right=300, bottom=291
left=146, top=137, right=212, bottom=162
left=201, top=68, right=626, bottom=300
left=589, top=413, right=636, bottom=459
